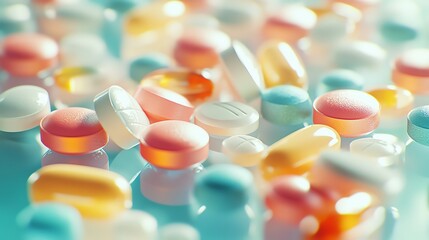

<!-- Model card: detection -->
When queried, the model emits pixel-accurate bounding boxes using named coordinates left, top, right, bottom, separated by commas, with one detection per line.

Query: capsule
left=259, top=125, right=341, bottom=181
left=28, top=164, right=132, bottom=219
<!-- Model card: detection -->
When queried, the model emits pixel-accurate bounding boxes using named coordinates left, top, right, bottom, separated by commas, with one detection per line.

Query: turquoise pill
left=318, top=69, right=364, bottom=95
left=129, top=54, right=170, bottom=82
left=408, top=106, right=429, bottom=146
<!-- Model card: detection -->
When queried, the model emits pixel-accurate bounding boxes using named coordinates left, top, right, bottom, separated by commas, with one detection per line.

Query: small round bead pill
left=0, top=85, right=50, bottom=132
left=194, top=164, right=253, bottom=209
left=28, top=164, right=132, bottom=219
left=94, top=85, right=150, bottom=149
left=407, top=106, right=429, bottom=146
left=40, top=107, right=108, bottom=154
left=194, top=101, right=259, bottom=136
left=222, top=135, right=267, bottom=167
left=313, top=90, right=380, bottom=137
left=261, top=85, right=312, bottom=125
left=140, top=120, right=209, bottom=170
left=134, top=85, right=194, bottom=123
left=0, top=33, right=58, bottom=77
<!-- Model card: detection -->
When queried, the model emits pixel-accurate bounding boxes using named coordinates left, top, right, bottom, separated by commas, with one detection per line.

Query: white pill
left=113, top=210, right=157, bottom=240
left=60, top=34, right=106, bottom=67
left=350, top=138, right=403, bottom=168
left=159, top=223, right=200, bottom=240
left=220, top=41, right=264, bottom=102
left=334, top=41, right=386, bottom=69
left=94, top=85, right=149, bottom=149
left=222, top=135, right=267, bottom=167
left=194, top=101, right=259, bottom=136
left=0, top=85, right=50, bottom=132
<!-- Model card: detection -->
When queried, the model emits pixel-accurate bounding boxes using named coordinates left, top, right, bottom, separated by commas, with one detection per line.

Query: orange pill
left=0, top=33, right=58, bottom=77
left=40, top=107, right=108, bottom=155
left=28, top=164, right=131, bottom=219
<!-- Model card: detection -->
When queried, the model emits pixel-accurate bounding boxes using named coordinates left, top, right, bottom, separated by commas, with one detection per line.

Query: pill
left=159, top=223, right=200, bottom=240
left=140, top=120, right=209, bottom=170
left=129, top=54, right=171, bottom=82
left=259, top=124, right=341, bottom=181
left=173, top=28, right=231, bottom=70
left=17, top=203, right=83, bottom=240
left=407, top=106, right=429, bottom=146
left=367, top=86, right=413, bottom=120
left=317, top=69, right=364, bottom=95
left=350, top=138, right=403, bottom=168
left=94, top=85, right=149, bottom=149
left=134, top=85, right=194, bottom=123
left=28, top=164, right=132, bottom=219
left=258, top=41, right=307, bottom=89
left=220, top=41, right=264, bottom=102
left=40, top=107, right=108, bottom=154
left=334, top=41, right=385, bottom=69
left=113, top=210, right=158, bottom=240
left=222, top=135, right=267, bottom=167
left=140, top=68, right=214, bottom=104
left=194, top=101, right=259, bottom=136
left=392, top=48, right=429, bottom=94
left=53, top=66, right=102, bottom=94
left=60, top=34, right=106, bottom=67
left=261, top=85, right=312, bottom=125
left=313, top=90, right=380, bottom=137
left=0, top=85, right=50, bottom=132
left=194, top=164, right=253, bottom=209
left=262, top=5, right=317, bottom=43
left=0, top=33, right=58, bottom=77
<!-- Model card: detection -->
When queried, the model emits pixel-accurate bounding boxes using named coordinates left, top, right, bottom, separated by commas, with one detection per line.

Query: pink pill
left=140, top=120, right=209, bottom=170
left=313, top=90, right=380, bottom=137
left=134, top=85, right=194, bottom=123
left=40, top=107, right=108, bottom=154
left=0, top=33, right=58, bottom=77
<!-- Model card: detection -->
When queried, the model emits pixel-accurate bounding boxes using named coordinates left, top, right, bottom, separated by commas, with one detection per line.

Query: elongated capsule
left=28, top=164, right=132, bottom=219
left=259, top=125, right=341, bottom=181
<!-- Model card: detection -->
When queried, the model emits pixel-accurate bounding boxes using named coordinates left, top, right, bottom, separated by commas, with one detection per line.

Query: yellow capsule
left=28, top=164, right=132, bottom=219
left=259, top=125, right=340, bottom=181
left=258, top=41, right=308, bottom=89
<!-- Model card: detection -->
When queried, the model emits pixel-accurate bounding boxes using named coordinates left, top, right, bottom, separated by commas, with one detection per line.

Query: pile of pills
left=1, top=0, right=429, bottom=239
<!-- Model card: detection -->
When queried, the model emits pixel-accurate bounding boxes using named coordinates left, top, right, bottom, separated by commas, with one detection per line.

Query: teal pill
left=261, top=85, right=312, bottom=125
left=17, top=203, right=83, bottom=240
left=129, top=54, right=170, bottom=82
left=380, top=20, right=418, bottom=42
left=194, top=164, right=253, bottom=210
left=408, top=106, right=429, bottom=146
left=318, top=69, right=363, bottom=95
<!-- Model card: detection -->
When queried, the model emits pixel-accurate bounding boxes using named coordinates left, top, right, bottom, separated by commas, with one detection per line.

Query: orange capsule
left=28, top=164, right=132, bottom=219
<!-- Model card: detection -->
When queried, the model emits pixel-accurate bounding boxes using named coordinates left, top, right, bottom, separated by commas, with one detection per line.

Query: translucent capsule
left=258, top=41, right=308, bottom=89
left=313, top=90, right=380, bottom=138
left=140, top=69, right=214, bottom=104
left=28, top=164, right=132, bottom=219
left=259, top=125, right=341, bottom=181
left=17, top=203, right=83, bottom=240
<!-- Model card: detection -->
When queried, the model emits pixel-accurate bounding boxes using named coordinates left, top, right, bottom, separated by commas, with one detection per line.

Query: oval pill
left=28, top=164, right=132, bottom=219
left=40, top=107, right=108, bottom=154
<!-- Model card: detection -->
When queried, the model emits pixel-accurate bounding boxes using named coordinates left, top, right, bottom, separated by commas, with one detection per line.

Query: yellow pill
left=28, top=164, right=132, bottom=219
left=53, top=66, right=100, bottom=94
left=258, top=41, right=308, bottom=89
left=259, top=124, right=341, bottom=181
left=367, top=85, right=414, bottom=120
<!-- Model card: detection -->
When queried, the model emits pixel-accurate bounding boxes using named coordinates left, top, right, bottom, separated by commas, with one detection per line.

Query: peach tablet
left=0, top=33, right=58, bottom=77
left=313, top=90, right=380, bottom=137
left=140, top=120, right=209, bottom=170
left=134, top=85, right=194, bottom=123
left=40, top=107, right=108, bottom=154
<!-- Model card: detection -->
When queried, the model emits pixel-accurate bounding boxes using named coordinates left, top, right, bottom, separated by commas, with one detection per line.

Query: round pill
left=194, top=101, right=259, bottom=136
left=134, top=85, right=194, bottom=123
left=173, top=28, right=231, bottom=70
left=261, top=85, right=312, bottom=125
left=0, top=33, right=58, bottom=77
left=222, top=135, right=267, bottom=167
left=313, top=90, right=380, bottom=137
left=94, top=85, right=150, bottom=150
left=159, top=223, right=200, bottom=240
left=367, top=86, right=413, bottom=119
left=0, top=85, right=51, bottom=132
left=220, top=41, right=264, bottom=102
left=194, top=164, right=253, bottom=209
left=40, top=107, right=108, bottom=154
left=60, top=33, right=106, bottom=67
left=140, top=120, right=209, bottom=170
left=407, top=106, right=429, bottom=146
left=392, top=48, right=429, bottom=94
left=334, top=41, right=385, bottom=69
left=350, top=138, right=403, bottom=168
left=129, top=54, right=171, bottom=82
left=317, top=69, right=364, bottom=95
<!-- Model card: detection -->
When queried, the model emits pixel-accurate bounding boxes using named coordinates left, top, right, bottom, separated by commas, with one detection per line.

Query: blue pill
left=318, top=69, right=364, bottom=95
left=129, top=54, right=170, bottom=82
left=17, top=203, right=83, bottom=240
left=408, top=106, right=429, bottom=146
